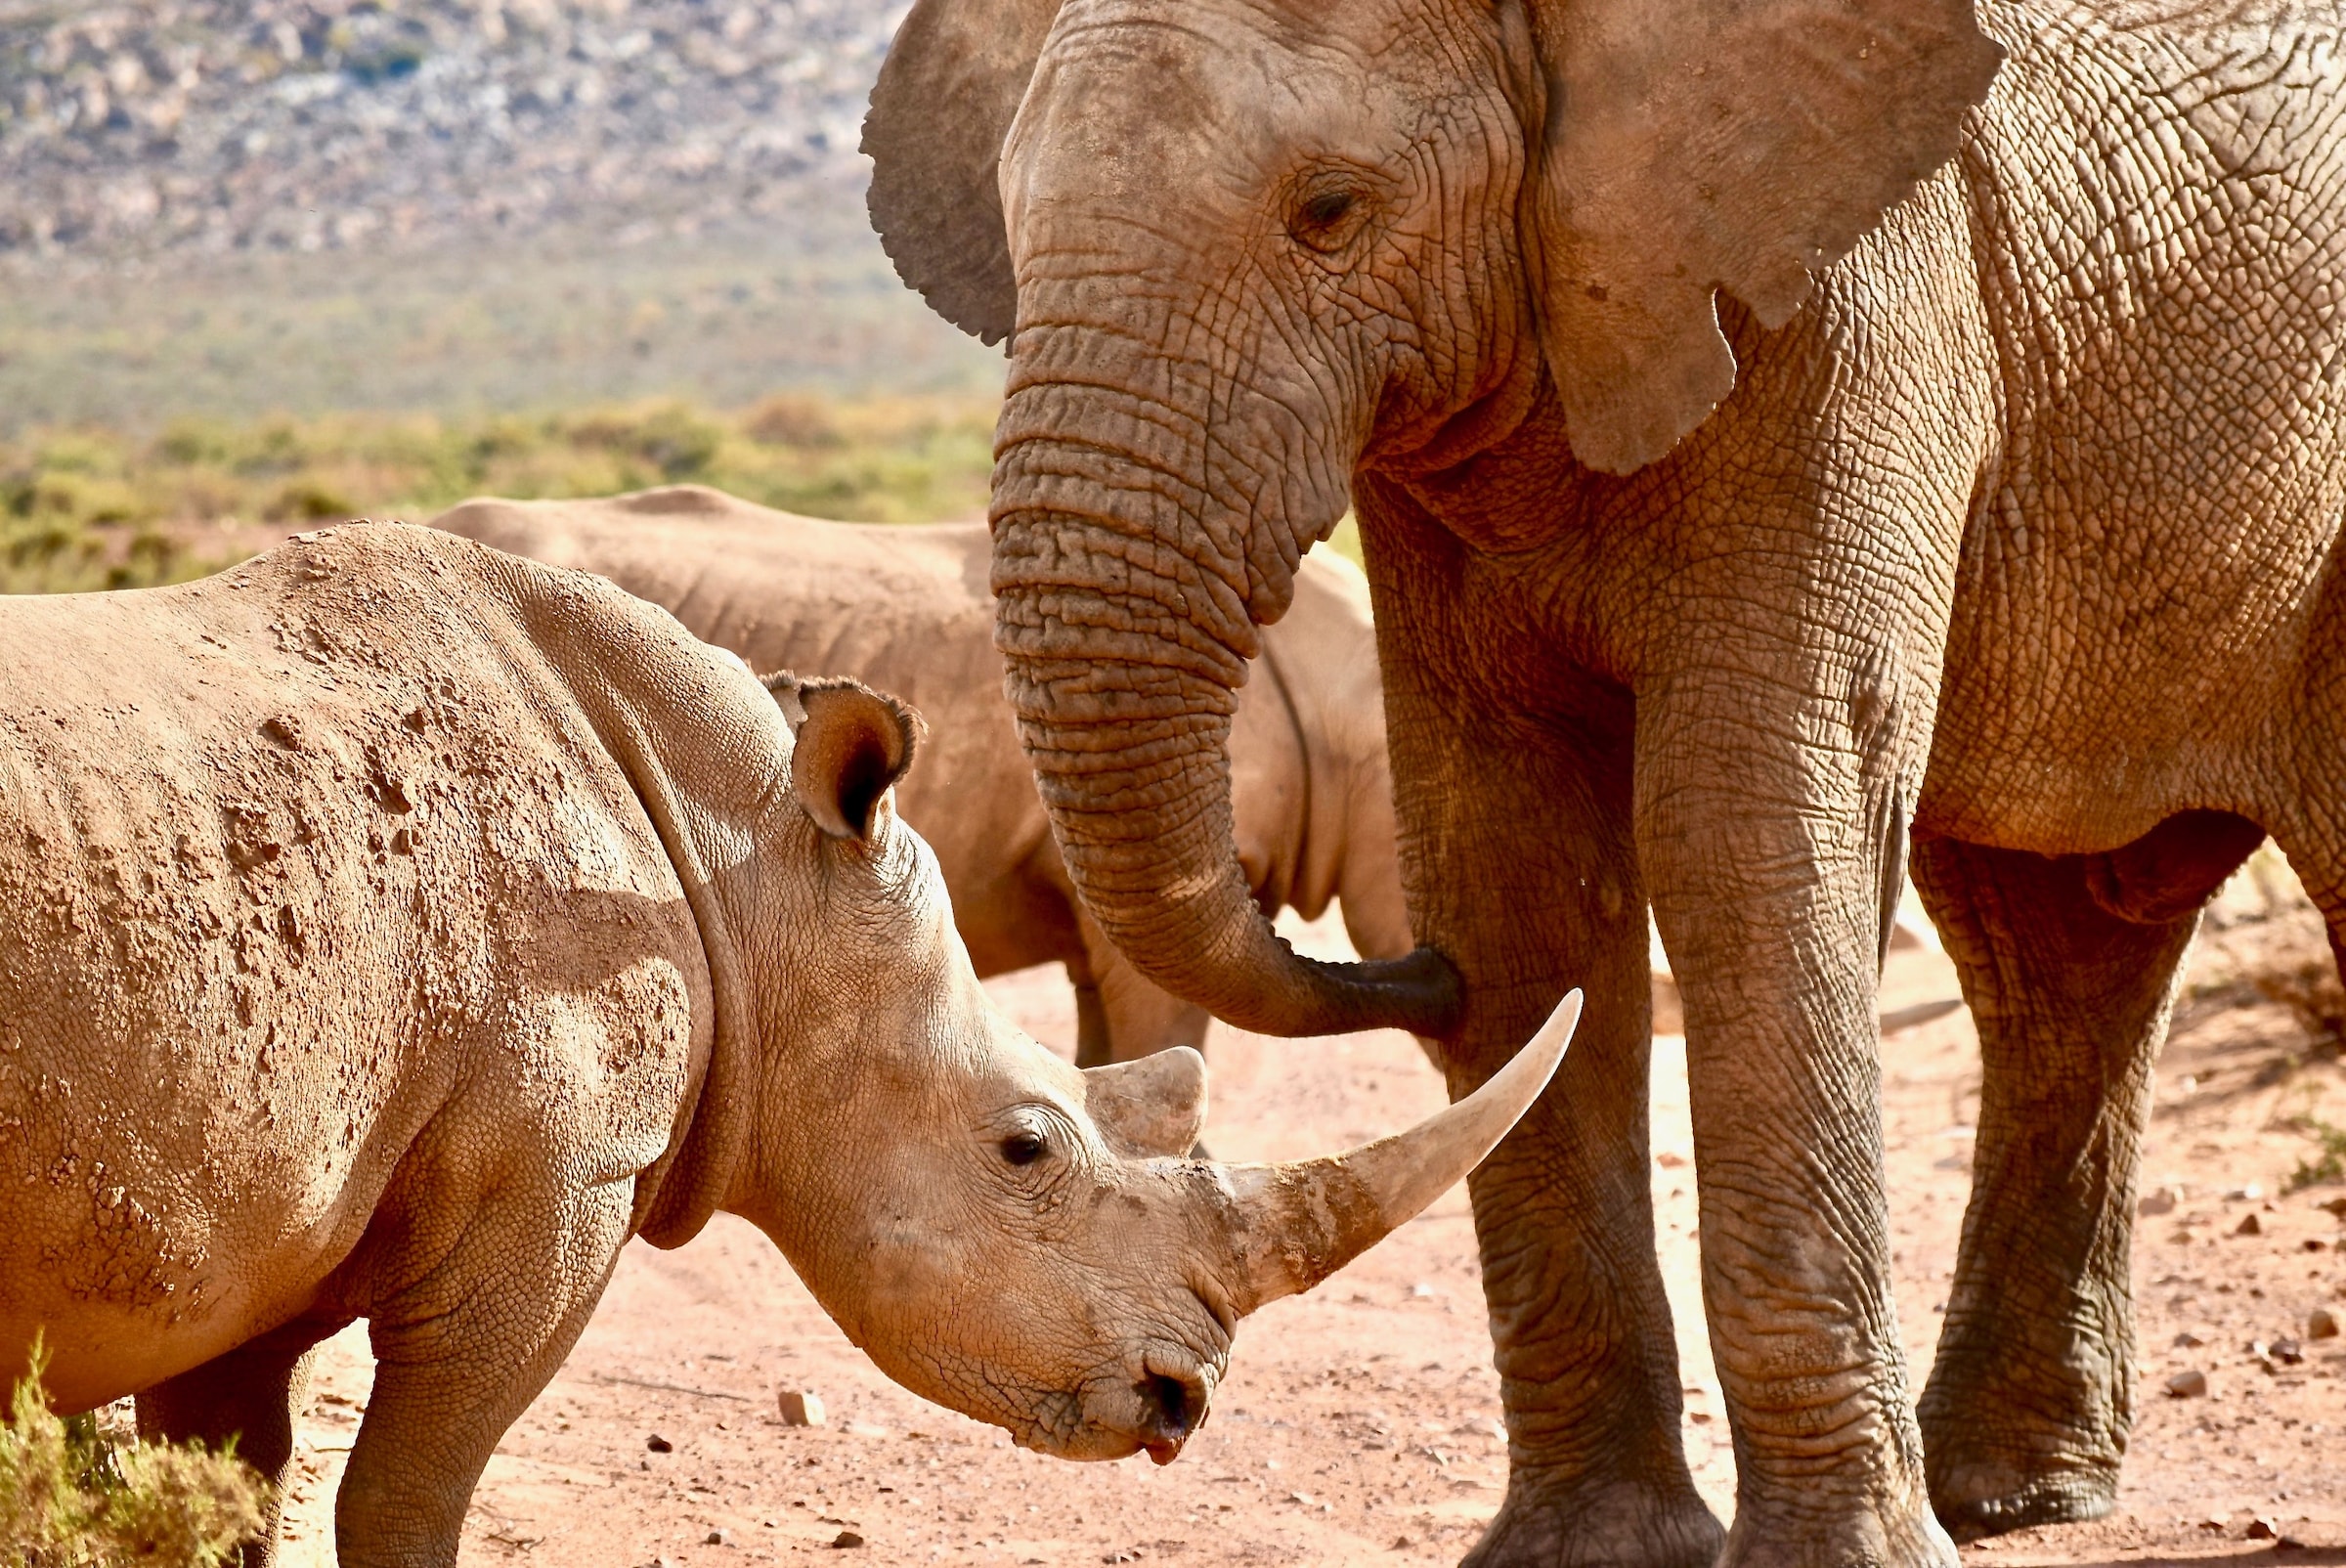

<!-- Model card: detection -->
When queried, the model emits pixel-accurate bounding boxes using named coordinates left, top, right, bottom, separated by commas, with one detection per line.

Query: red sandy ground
left=266, top=886, right=2346, bottom=1568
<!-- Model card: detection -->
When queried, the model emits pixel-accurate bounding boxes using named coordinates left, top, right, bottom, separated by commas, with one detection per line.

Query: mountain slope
left=0, top=0, right=898, bottom=257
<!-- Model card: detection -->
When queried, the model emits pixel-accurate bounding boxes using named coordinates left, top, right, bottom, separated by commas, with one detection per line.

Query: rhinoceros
left=431, top=485, right=1410, bottom=1066
left=0, top=523, right=1574, bottom=1568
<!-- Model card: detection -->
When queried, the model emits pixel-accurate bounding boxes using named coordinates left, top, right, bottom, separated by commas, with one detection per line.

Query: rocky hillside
left=0, top=0, right=900, bottom=258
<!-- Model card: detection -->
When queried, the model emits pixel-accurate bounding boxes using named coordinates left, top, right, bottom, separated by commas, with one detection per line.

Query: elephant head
left=863, top=0, right=1998, bottom=1038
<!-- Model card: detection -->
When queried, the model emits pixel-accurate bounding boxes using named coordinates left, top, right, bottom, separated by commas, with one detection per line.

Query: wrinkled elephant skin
left=433, top=486, right=1412, bottom=1067
left=0, top=524, right=1573, bottom=1568
left=861, top=0, right=2346, bottom=1564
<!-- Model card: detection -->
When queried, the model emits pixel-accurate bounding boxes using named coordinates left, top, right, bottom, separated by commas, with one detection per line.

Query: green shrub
left=2286, top=1117, right=2346, bottom=1192
left=0, top=1353, right=268, bottom=1567
left=264, top=481, right=359, bottom=524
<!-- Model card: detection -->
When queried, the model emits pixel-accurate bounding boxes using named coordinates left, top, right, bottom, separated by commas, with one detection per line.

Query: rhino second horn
left=1216, top=991, right=1580, bottom=1315
left=1083, top=1048, right=1208, bottom=1159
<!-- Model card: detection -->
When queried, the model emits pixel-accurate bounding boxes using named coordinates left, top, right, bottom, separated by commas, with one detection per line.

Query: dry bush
left=0, top=1355, right=266, bottom=1567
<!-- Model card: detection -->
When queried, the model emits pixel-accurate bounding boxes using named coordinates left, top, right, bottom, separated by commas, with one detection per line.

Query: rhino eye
left=999, top=1130, right=1050, bottom=1167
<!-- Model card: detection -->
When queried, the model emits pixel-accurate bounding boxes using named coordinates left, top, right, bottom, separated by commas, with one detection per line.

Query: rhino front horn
left=1214, top=991, right=1580, bottom=1315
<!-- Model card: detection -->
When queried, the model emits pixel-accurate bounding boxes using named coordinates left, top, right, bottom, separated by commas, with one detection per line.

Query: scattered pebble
left=645, top=1433, right=673, bottom=1454
left=2248, top=1519, right=2280, bottom=1541
left=1409, top=1282, right=1434, bottom=1299
left=2316, top=1196, right=2346, bottom=1219
left=776, top=1390, right=826, bottom=1428
left=706, top=1528, right=733, bottom=1546
left=2140, top=1185, right=2185, bottom=1216
left=2234, top=1212, right=2262, bottom=1237
left=2310, top=1306, right=2340, bottom=1339
left=2173, top=1330, right=2205, bottom=1349
left=2165, top=1369, right=2208, bottom=1398
left=830, top=1529, right=864, bottom=1548
left=2270, top=1336, right=2304, bottom=1365
left=2229, top=1183, right=2266, bottom=1202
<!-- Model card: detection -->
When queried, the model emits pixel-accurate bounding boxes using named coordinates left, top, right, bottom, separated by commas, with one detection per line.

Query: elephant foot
left=1929, top=1460, right=2116, bottom=1543
left=1462, top=1475, right=1723, bottom=1568
left=1718, top=1492, right=1958, bottom=1568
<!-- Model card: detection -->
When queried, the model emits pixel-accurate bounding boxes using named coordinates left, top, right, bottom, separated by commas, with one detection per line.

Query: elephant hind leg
left=1911, top=818, right=2253, bottom=1540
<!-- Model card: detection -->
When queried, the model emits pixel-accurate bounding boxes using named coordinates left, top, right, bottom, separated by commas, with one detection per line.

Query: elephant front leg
left=1387, top=687, right=1720, bottom=1568
left=1910, top=823, right=2248, bottom=1537
left=1643, top=738, right=1948, bottom=1568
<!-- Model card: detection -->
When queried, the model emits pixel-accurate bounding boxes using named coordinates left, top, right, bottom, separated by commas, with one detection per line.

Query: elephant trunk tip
left=1311, top=945, right=1463, bottom=1039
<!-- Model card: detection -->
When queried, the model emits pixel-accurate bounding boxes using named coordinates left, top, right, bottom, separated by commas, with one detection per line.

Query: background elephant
left=860, top=0, right=2346, bottom=1565
left=434, top=484, right=1412, bottom=1067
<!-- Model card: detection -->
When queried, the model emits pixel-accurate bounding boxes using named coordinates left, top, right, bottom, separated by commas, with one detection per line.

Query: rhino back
left=435, top=493, right=1076, bottom=974
left=0, top=525, right=707, bottom=1408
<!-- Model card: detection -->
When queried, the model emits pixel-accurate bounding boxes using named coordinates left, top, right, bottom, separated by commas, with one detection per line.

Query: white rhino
left=0, top=523, right=1574, bottom=1568
left=431, top=485, right=1409, bottom=1066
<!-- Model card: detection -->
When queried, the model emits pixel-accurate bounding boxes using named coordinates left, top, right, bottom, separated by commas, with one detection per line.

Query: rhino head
left=704, top=675, right=1576, bottom=1462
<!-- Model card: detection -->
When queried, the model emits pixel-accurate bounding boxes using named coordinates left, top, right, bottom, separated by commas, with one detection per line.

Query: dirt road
left=271, top=886, right=2346, bottom=1567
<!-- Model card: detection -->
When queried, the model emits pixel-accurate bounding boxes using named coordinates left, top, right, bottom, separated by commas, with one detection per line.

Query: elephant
left=431, top=484, right=1412, bottom=1067
left=857, top=0, right=2346, bottom=1563
left=0, top=522, right=1575, bottom=1567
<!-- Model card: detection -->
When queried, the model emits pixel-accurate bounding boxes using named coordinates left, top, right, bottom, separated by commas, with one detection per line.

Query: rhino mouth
left=1131, top=1356, right=1212, bottom=1465
left=1002, top=1344, right=1219, bottom=1463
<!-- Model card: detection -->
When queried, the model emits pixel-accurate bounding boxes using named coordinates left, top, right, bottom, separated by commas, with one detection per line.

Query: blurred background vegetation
left=0, top=389, right=999, bottom=594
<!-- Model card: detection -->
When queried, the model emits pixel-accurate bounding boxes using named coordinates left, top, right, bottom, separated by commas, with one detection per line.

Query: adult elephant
left=864, top=1, right=2345, bottom=1565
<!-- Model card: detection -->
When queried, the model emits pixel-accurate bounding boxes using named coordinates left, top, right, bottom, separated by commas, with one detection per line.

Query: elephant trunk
left=992, top=372, right=1458, bottom=1039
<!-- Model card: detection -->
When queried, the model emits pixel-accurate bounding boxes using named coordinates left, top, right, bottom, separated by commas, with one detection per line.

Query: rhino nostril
left=1136, top=1369, right=1205, bottom=1464
left=1147, top=1372, right=1192, bottom=1436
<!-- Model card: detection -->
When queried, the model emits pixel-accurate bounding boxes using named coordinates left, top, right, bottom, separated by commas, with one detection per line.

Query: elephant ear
left=1526, top=0, right=2002, bottom=474
left=862, top=0, right=1064, bottom=346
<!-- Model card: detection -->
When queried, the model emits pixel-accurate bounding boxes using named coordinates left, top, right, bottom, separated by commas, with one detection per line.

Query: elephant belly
left=1920, top=8, right=2346, bottom=852
left=1922, top=462, right=2344, bottom=854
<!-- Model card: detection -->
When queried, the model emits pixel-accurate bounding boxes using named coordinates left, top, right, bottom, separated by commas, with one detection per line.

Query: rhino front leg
left=137, top=1319, right=335, bottom=1567
left=1071, top=914, right=1214, bottom=1068
left=1911, top=818, right=2255, bottom=1538
left=334, top=1184, right=632, bottom=1568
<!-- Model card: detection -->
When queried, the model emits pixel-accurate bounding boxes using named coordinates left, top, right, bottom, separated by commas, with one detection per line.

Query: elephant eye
left=999, top=1130, right=1050, bottom=1167
left=1289, top=185, right=1368, bottom=253
left=1302, top=191, right=1353, bottom=228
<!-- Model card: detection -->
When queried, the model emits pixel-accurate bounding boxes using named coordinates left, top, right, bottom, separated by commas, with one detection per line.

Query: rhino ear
left=790, top=678, right=927, bottom=841
left=862, top=0, right=1064, bottom=346
left=1523, top=0, right=2002, bottom=474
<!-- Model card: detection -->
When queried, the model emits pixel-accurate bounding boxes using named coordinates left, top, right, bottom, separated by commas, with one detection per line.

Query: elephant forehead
left=1026, top=0, right=1425, bottom=165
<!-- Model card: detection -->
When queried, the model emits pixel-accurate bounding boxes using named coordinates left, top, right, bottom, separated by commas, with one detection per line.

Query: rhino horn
left=1211, top=991, right=1580, bottom=1314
